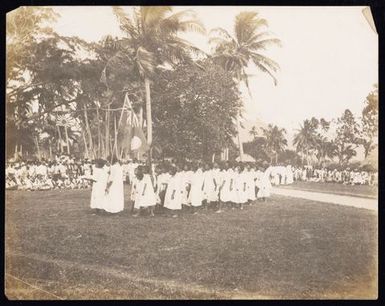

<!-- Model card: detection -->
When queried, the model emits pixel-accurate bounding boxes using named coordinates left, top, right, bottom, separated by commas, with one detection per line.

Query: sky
left=51, top=6, right=378, bottom=144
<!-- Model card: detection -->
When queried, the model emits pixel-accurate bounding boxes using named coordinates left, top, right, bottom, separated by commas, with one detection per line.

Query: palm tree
left=314, top=135, right=337, bottom=166
left=110, top=6, right=206, bottom=163
left=209, top=11, right=281, bottom=160
left=262, top=124, right=287, bottom=164
left=293, top=119, right=317, bottom=165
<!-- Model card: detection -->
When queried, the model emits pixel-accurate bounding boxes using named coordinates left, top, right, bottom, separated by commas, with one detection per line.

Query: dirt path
left=272, top=187, right=377, bottom=212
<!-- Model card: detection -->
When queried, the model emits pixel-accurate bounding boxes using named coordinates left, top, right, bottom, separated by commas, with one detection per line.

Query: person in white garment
left=257, top=166, right=272, bottom=201
left=286, top=165, right=294, bottom=184
left=245, top=163, right=256, bottom=204
left=211, top=162, right=221, bottom=211
left=132, top=166, right=157, bottom=217
left=188, top=162, right=205, bottom=214
left=234, top=164, right=248, bottom=210
left=254, top=166, right=264, bottom=198
left=104, top=157, right=124, bottom=214
left=202, top=163, right=216, bottom=210
left=155, top=165, right=171, bottom=209
left=218, top=162, right=233, bottom=212
left=164, top=166, right=182, bottom=217
left=179, top=162, right=191, bottom=210
left=89, top=159, right=108, bottom=212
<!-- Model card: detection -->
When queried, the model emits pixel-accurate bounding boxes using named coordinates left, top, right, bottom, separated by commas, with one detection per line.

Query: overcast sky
left=51, top=6, right=377, bottom=137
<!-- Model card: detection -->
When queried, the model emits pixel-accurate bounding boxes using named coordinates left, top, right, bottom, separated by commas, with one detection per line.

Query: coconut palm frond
left=135, top=46, right=156, bottom=77
left=251, top=52, right=280, bottom=72
left=248, top=38, right=282, bottom=51
left=235, top=12, right=268, bottom=45
left=209, top=27, right=234, bottom=42
left=112, top=7, right=138, bottom=39
left=141, top=6, right=172, bottom=28
left=253, top=61, right=278, bottom=86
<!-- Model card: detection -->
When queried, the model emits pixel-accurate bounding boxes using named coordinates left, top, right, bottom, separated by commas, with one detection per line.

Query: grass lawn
left=278, top=181, right=377, bottom=199
left=5, top=187, right=377, bottom=299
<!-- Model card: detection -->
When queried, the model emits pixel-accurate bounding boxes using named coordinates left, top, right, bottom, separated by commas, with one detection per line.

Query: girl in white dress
left=245, top=163, right=256, bottom=204
left=179, top=163, right=191, bottom=209
left=189, top=163, right=205, bottom=214
left=155, top=166, right=171, bottom=208
left=202, top=163, right=216, bottom=209
left=219, top=162, right=234, bottom=210
left=164, top=166, right=182, bottom=217
left=104, top=158, right=124, bottom=214
left=257, top=167, right=272, bottom=201
left=234, top=164, right=248, bottom=209
left=132, top=166, right=157, bottom=217
left=286, top=165, right=294, bottom=184
left=90, top=159, right=109, bottom=211
left=211, top=162, right=221, bottom=210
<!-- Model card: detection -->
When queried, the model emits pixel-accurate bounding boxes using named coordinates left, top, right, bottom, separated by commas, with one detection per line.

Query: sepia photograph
left=5, top=5, right=378, bottom=299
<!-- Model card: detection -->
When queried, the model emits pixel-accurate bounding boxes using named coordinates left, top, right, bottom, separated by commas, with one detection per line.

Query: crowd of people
left=5, top=156, right=94, bottom=191
left=6, top=155, right=378, bottom=193
left=6, top=156, right=378, bottom=216
left=292, top=166, right=378, bottom=186
left=6, top=155, right=378, bottom=217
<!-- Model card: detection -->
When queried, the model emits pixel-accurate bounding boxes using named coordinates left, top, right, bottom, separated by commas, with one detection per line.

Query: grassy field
left=279, top=181, right=378, bottom=199
left=5, top=187, right=378, bottom=299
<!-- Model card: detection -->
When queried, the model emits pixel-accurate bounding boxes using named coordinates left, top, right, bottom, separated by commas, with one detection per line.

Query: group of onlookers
left=292, top=166, right=378, bottom=186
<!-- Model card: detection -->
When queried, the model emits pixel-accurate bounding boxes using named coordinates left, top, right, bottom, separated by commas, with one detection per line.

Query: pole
left=139, top=106, right=143, bottom=127
left=14, top=143, right=18, bottom=160
left=35, top=136, right=41, bottom=161
left=81, top=125, right=89, bottom=159
left=57, top=125, right=63, bottom=153
left=96, top=106, right=101, bottom=158
left=114, top=114, right=118, bottom=159
left=144, top=77, right=152, bottom=169
left=64, top=125, right=70, bottom=155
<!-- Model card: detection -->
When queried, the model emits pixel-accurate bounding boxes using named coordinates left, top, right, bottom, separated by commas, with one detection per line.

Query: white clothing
left=133, top=174, right=157, bottom=209
left=164, top=174, right=182, bottom=210
left=234, top=172, right=248, bottom=204
left=189, top=169, right=204, bottom=207
left=103, top=163, right=124, bottom=213
left=257, top=171, right=272, bottom=198
left=202, top=170, right=217, bottom=202
left=90, top=166, right=109, bottom=209
left=220, top=169, right=235, bottom=202
left=245, top=170, right=256, bottom=201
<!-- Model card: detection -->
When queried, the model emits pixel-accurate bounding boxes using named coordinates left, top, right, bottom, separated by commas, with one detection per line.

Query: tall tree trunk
left=236, top=115, right=243, bottom=161
left=275, top=152, right=278, bottom=164
left=145, top=77, right=153, bottom=168
left=83, top=104, right=93, bottom=159
left=49, top=140, right=53, bottom=160
left=64, top=125, right=70, bottom=155
left=95, top=106, right=101, bottom=158
left=20, top=144, right=23, bottom=159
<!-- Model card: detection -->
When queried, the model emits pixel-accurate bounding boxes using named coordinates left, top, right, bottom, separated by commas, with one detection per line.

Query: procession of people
left=6, top=154, right=378, bottom=217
